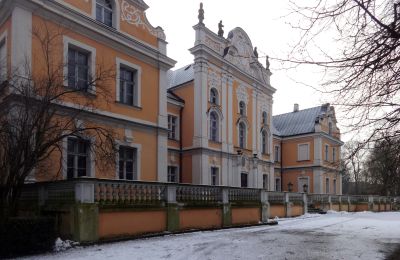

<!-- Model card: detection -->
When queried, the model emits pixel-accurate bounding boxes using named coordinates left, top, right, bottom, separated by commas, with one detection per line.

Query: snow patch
left=54, top=238, right=79, bottom=252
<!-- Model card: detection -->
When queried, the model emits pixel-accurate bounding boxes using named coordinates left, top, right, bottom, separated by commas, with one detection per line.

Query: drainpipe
left=179, top=106, right=183, bottom=183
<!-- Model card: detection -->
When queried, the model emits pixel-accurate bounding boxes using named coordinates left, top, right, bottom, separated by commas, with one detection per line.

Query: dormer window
left=239, top=101, right=246, bottom=116
left=210, top=88, right=218, bottom=105
left=96, top=0, right=113, bottom=27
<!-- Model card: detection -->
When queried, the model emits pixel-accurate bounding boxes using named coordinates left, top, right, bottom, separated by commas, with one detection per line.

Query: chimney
left=293, top=103, right=299, bottom=112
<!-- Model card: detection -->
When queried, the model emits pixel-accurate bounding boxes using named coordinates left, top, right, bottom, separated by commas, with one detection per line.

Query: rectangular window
left=325, top=144, right=329, bottom=161
left=68, top=47, right=89, bottom=91
left=332, top=147, right=336, bottom=162
left=168, top=166, right=178, bottom=183
left=211, top=167, right=219, bottom=186
left=119, top=67, right=137, bottom=106
left=240, top=172, right=248, bottom=188
left=274, top=146, right=280, bottom=162
left=326, top=178, right=330, bottom=194
left=298, top=144, right=309, bottom=161
left=119, top=146, right=137, bottom=180
left=67, top=138, right=90, bottom=179
left=168, top=115, right=178, bottom=140
left=275, top=178, right=281, bottom=191
left=262, top=174, right=268, bottom=189
left=333, top=179, right=337, bottom=194
left=0, top=38, right=6, bottom=81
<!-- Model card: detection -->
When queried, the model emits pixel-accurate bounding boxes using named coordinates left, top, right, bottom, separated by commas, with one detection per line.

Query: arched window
left=210, top=88, right=218, bottom=105
left=96, top=0, right=113, bottom=27
left=239, top=101, right=246, bottom=116
left=210, top=111, right=219, bottom=142
left=262, top=111, right=268, bottom=125
left=239, top=122, right=246, bottom=148
left=262, top=130, right=268, bottom=154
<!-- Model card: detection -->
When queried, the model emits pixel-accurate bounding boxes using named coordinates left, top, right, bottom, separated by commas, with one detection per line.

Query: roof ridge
left=272, top=105, right=322, bottom=118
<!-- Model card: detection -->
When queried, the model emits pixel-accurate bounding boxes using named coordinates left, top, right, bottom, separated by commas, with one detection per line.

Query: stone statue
left=253, top=47, right=258, bottom=58
left=198, top=3, right=204, bottom=24
left=266, top=55, right=270, bottom=70
left=218, top=20, right=224, bottom=37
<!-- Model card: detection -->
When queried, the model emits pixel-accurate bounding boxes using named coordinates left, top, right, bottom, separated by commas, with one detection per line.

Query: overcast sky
left=145, top=0, right=351, bottom=141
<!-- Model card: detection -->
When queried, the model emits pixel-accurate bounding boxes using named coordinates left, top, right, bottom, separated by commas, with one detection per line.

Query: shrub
left=0, top=217, right=57, bottom=258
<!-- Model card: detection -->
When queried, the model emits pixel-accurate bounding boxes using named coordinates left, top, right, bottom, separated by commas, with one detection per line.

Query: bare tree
left=342, top=141, right=368, bottom=194
left=0, top=22, right=117, bottom=220
left=286, top=0, right=400, bottom=146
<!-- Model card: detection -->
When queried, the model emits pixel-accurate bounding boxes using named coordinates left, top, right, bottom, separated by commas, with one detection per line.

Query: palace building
left=0, top=0, right=343, bottom=194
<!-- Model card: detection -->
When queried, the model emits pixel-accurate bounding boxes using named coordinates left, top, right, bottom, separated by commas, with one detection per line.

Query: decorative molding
left=120, top=0, right=166, bottom=40
left=236, top=84, right=249, bottom=104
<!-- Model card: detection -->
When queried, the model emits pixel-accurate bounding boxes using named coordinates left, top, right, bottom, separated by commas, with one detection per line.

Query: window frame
left=118, top=145, right=138, bottom=180
left=239, top=101, right=246, bottom=116
left=261, top=130, right=268, bottom=154
left=240, top=172, right=248, bottom=188
left=332, top=147, right=336, bottom=162
left=275, top=177, right=281, bottom=191
left=262, top=111, right=268, bottom=125
left=96, top=0, right=113, bottom=27
left=116, top=57, right=142, bottom=107
left=115, top=141, right=142, bottom=180
left=209, top=111, right=219, bottom=142
left=238, top=122, right=246, bottom=149
left=63, top=136, right=94, bottom=179
left=326, top=178, right=330, bottom=194
left=168, top=114, right=179, bottom=140
left=210, top=166, right=220, bottom=186
left=274, top=145, right=280, bottom=162
left=297, top=143, right=310, bottom=161
left=167, top=165, right=179, bottom=183
left=325, top=144, right=329, bottom=161
left=92, top=0, right=120, bottom=29
left=333, top=179, right=337, bottom=194
left=63, top=36, right=96, bottom=94
left=262, top=174, right=269, bottom=189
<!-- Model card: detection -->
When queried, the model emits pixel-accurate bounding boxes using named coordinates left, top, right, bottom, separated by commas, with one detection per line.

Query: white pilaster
left=193, top=61, right=209, bottom=148
left=221, top=74, right=228, bottom=152
left=252, top=91, right=257, bottom=153
left=227, top=76, right=233, bottom=152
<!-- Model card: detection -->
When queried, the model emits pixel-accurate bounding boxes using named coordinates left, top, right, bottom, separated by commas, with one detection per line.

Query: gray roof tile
left=168, top=64, right=194, bottom=88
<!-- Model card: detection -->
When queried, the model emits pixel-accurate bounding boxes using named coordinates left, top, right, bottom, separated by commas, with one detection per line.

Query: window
left=239, top=101, right=246, bottom=116
left=119, top=66, right=138, bottom=106
left=119, top=146, right=137, bottom=180
left=210, top=88, right=218, bottom=105
left=168, top=115, right=178, bottom=140
left=328, top=122, right=332, bottom=135
left=211, top=167, right=219, bottom=185
left=263, top=174, right=268, bottom=189
left=239, top=122, right=246, bottom=148
left=298, top=143, right=309, bottom=161
left=262, top=111, right=268, bottom=125
left=326, top=178, right=330, bottom=194
left=241, top=172, right=248, bottom=188
left=325, top=144, right=329, bottom=161
left=0, top=38, right=6, bottom=81
left=262, top=130, right=268, bottom=154
left=68, top=47, right=90, bottom=91
left=274, top=146, right=280, bottom=162
left=168, top=166, right=178, bottom=183
left=96, top=0, right=113, bottom=27
left=210, top=111, right=219, bottom=142
left=67, top=138, right=90, bottom=179
left=332, top=147, right=336, bottom=162
left=333, top=179, right=337, bottom=194
left=275, top=178, right=281, bottom=191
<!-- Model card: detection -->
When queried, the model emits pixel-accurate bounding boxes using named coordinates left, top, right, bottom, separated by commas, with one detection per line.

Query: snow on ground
left=20, top=211, right=400, bottom=260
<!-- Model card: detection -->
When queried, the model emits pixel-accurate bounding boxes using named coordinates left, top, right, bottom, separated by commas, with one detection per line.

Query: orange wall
left=282, top=137, right=314, bottom=167
left=355, top=204, right=368, bottom=212
left=270, top=205, right=285, bottom=218
left=98, top=210, right=167, bottom=239
left=63, top=0, right=92, bottom=15
left=282, top=169, right=313, bottom=193
left=291, top=205, right=303, bottom=217
left=181, top=154, right=192, bottom=184
left=172, top=83, right=194, bottom=148
left=231, top=207, right=260, bottom=225
left=340, top=204, right=349, bottom=212
left=179, top=209, right=222, bottom=230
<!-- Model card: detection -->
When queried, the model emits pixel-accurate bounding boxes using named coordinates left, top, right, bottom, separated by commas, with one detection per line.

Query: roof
left=168, top=64, right=194, bottom=89
left=167, top=90, right=185, bottom=105
left=273, top=104, right=329, bottom=137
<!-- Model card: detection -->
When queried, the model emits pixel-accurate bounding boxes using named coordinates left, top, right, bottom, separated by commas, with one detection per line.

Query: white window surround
left=274, top=145, right=280, bottom=162
left=63, top=36, right=97, bottom=93
left=260, top=128, right=270, bottom=154
left=0, top=30, right=8, bottom=81
left=62, top=135, right=96, bottom=179
left=297, top=143, right=310, bottom=161
left=210, top=165, right=220, bottom=185
left=167, top=113, right=180, bottom=141
left=92, top=0, right=120, bottom=30
left=275, top=177, right=281, bottom=191
left=115, top=140, right=142, bottom=180
left=237, top=121, right=248, bottom=149
left=116, top=57, right=142, bottom=107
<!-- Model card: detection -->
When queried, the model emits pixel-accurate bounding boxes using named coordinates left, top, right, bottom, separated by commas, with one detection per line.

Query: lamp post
left=288, top=182, right=293, bottom=192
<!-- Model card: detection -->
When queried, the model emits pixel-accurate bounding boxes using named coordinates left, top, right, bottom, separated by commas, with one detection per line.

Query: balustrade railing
left=288, top=192, right=304, bottom=203
left=176, top=185, right=221, bottom=203
left=268, top=192, right=285, bottom=203
left=229, top=188, right=259, bottom=202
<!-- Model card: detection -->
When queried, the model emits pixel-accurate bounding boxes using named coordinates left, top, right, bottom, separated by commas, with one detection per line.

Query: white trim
left=63, top=36, right=97, bottom=93
left=297, top=176, right=310, bottom=193
left=208, top=107, right=223, bottom=142
left=237, top=120, right=248, bottom=149
left=210, top=165, right=221, bottom=186
left=297, top=142, right=310, bottom=161
left=0, top=30, right=7, bottom=81
left=167, top=164, right=180, bottom=183
left=115, top=140, right=142, bottom=180
left=115, top=57, right=142, bottom=107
